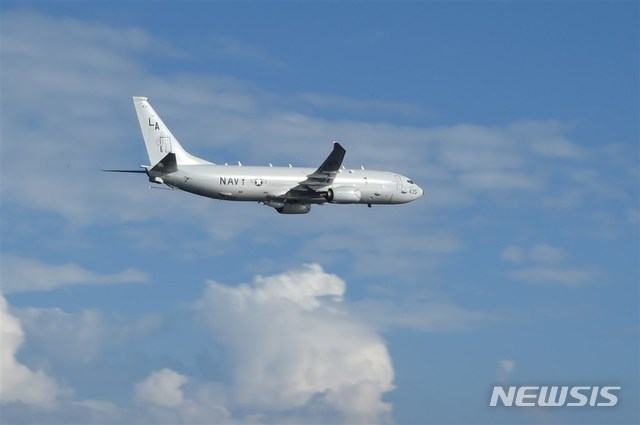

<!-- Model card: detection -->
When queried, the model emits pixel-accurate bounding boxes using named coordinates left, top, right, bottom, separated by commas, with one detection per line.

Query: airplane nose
left=416, top=185, right=424, bottom=198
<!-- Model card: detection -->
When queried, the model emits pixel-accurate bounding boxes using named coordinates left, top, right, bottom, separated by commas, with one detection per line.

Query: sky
left=0, top=1, right=638, bottom=424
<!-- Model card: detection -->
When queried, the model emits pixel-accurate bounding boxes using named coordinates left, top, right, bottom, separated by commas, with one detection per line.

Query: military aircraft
left=104, top=97, right=423, bottom=214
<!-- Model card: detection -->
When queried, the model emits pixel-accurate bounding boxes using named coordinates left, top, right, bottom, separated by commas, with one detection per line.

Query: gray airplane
left=105, top=97, right=423, bottom=214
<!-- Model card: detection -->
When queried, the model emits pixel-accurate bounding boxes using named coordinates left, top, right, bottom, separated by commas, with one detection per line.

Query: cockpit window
left=407, top=179, right=414, bottom=184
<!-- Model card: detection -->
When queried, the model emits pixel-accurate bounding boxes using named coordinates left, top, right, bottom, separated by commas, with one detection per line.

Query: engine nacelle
left=326, top=186, right=361, bottom=204
left=277, top=203, right=311, bottom=214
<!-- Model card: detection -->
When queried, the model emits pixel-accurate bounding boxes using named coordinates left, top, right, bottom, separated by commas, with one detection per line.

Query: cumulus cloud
left=0, top=293, right=64, bottom=407
left=193, top=263, right=395, bottom=424
left=135, top=369, right=189, bottom=407
left=1, top=255, right=148, bottom=293
left=0, top=293, right=133, bottom=424
left=1, top=259, right=403, bottom=424
left=131, top=370, right=234, bottom=424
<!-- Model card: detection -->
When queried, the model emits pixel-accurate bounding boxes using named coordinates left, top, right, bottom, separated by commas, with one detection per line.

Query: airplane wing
left=300, top=142, right=346, bottom=190
left=266, top=142, right=346, bottom=205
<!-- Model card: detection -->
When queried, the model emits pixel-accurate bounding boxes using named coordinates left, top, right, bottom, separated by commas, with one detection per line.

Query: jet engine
left=277, top=203, right=311, bottom=214
left=326, top=186, right=361, bottom=204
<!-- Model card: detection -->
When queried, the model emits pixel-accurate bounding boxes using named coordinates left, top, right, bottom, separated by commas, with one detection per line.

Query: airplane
left=104, top=96, right=423, bottom=214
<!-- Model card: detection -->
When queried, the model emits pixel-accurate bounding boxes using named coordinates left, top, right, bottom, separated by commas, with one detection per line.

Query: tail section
left=132, top=97, right=211, bottom=167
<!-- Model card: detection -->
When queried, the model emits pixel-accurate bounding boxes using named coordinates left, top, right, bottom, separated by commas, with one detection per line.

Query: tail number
left=148, top=118, right=160, bottom=130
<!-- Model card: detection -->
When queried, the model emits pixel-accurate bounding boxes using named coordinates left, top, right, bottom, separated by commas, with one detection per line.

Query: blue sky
left=0, top=2, right=638, bottom=424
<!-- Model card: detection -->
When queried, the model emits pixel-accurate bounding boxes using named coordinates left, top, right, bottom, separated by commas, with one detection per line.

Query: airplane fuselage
left=156, top=164, right=422, bottom=206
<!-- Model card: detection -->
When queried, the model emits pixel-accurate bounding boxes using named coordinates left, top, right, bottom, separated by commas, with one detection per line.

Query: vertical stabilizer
left=132, top=97, right=210, bottom=167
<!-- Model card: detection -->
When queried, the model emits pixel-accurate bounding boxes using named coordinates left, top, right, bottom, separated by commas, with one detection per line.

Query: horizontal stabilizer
left=102, top=169, right=146, bottom=173
left=150, top=152, right=178, bottom=174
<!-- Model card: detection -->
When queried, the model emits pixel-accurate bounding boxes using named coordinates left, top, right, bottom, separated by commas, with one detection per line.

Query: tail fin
left=132, top=97, right=210, bottom=167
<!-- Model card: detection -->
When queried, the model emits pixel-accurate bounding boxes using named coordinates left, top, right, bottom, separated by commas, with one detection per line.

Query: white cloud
left=1, top=399, right=124, bottom=424
left=501, top=246, right=525, bottom=264
left=440, top=148, right=523, bottom=171
left=0, top=293, right=64, bottom=407
left=531, top=137, right=586, bottom=159
left=501, top=243, right=567, bottom=265
left=0, top=293, right=133, bottom=423
left=132, top=371, right=233, bottom=424
left=529, top=244, right=567, bottom=263
left=193, top=263, right=395, bottom=424
left=303, top=230, right=463, bottom=278
left=1, top=258, right=404, bottom=423
left=507, top=120, right=586, bottom=159
left=508, top=266, right=598, bottom=287
left=496, top=359, right=515, bottom=383
left=1, top=255, right=148, bottom=293
left=16, top=307, right=161, bottom=363
left=500, top=359, right=515, bottom=374
left=135, top=369, right=188, bottom=408
left=502, top=244, right=597, bottom=286
left=351, top=299, right=492, bottom=332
